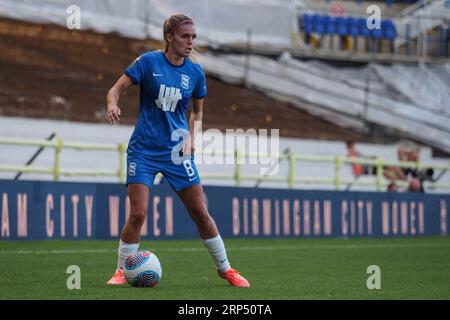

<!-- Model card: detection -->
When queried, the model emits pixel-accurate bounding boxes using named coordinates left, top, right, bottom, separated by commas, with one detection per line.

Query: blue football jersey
left=124, top=51, right=207, bottom=160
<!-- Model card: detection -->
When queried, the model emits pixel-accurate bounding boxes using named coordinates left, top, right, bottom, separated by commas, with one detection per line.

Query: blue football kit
left=124, top=51, right=207, bottom=191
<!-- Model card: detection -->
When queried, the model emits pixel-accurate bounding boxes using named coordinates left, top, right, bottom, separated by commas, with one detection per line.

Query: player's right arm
left=105, top=74, right=134, bottom=124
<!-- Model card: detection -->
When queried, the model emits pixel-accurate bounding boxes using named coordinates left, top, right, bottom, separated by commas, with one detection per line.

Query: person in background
left=345, top=141, right=376, bottom=177
left=387, top=181, right=398, bottom=192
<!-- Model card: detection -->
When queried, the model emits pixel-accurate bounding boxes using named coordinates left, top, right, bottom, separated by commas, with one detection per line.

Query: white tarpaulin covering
left=199, top=52, right=450, bottom=152
left=0, top=0, right=296, bottom=48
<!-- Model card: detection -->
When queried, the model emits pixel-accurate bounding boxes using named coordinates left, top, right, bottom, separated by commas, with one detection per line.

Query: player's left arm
left=184, top=98, right=204, bottom=156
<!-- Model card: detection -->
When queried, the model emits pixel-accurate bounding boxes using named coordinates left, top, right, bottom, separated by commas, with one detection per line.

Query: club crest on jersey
left=181, top=74, right=190, bottom=90
left=155, top=84, right=182, bottom=112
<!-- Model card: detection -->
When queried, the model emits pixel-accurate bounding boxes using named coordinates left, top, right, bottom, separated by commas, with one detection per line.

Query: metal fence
left=1, top=136, right=449, bottom=192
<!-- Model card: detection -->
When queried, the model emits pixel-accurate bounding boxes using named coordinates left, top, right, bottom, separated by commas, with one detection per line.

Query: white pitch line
left=0, top=243, right=449, bottom=255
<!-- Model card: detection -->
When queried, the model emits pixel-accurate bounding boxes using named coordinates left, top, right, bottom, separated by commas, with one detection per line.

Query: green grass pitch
left=0, top=237, right=449, bottom=299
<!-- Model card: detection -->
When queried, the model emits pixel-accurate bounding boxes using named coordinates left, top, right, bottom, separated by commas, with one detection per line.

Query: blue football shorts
left=126, top=153, right=200, bottom=191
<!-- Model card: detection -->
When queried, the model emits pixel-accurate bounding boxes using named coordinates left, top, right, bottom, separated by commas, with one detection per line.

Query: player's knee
left=192, top=209, right=211, bottom=226
left=128, top=211, right=147, bottom=228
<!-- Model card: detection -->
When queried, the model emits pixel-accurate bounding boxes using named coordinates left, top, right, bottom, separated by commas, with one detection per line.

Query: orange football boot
left=106, top=269, right=126, bottom=285
left=218, top=268, right=250, bottom=288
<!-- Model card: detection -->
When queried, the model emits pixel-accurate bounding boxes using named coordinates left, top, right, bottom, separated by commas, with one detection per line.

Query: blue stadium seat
left=382, top=20, right=397, bottom=40
left=324, top=15, right=336, bottom=35
left=302, top=14, right=313, bottom=34
left=357, top=18, right=370, bottom=38
left=347, top=17, right=359, bottom=37
left=311, top=14, right=320, bottom=27
left=336, top=17, right=348, bottom=36
left=313, top=14, right=326, bottom=34
left=370, top=21, right=383, bottom=39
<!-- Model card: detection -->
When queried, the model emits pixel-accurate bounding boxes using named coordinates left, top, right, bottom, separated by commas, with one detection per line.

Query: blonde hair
left=163, top=14, right=200, bottom=63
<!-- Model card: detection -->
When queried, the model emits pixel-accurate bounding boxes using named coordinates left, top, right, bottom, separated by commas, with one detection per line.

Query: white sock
left=202, top=234, right=231, bottom=273
left=117, top=239, right=140, bottom=271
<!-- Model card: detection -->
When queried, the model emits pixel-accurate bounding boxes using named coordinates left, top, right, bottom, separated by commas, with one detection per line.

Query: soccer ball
left=123, top=250, right=162, bottom=288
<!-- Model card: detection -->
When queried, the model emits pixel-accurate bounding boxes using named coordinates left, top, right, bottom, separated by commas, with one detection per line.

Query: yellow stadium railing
left=0, top=137, right=127, bottom=183
left=0, top=137, right=449, bottom=192
left=197, top=149, right=450, bottom=191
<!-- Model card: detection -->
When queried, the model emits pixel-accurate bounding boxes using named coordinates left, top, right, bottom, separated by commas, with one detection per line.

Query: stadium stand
left=297, top=0, right=449, bottom=59
left=0, top=0, right=449, bottom=193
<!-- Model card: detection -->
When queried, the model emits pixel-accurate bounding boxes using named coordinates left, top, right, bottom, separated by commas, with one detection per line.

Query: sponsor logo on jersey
left=155, top=84, right=182, bottom=112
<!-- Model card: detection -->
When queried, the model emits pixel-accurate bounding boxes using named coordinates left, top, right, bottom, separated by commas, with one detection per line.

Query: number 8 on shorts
left=183, top=159, right=195, bottom=177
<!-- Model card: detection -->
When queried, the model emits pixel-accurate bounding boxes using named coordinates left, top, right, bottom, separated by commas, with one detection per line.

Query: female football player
left=105, top=14, right=249, bottom=288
